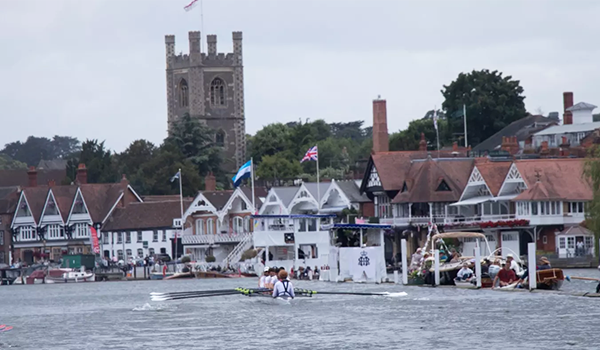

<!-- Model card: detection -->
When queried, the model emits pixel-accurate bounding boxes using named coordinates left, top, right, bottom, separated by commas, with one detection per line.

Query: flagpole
left=463, top=103, right=468, bottom=148
left=316, top=145, right=321, bottom=213
left=251, top=158, right=256, bottom=213
left=178, top=168, right=183, bottom=259
left=435, top=106, right=440, bottom=158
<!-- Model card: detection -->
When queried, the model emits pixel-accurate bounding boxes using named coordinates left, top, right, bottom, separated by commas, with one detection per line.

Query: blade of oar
left=0, top=326, right=12, bottom=333
left=0, top=325, right=5, bottom=330
left=151, top=288, right=269, bottom=297
left=566, top=276, right=600, bottom=282
left=151, top=291, right=242, bottom=301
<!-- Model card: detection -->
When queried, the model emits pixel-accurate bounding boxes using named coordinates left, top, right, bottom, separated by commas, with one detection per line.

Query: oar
left=151, top=288, right=269, bottom=298
left=0, top=326, right=12, bottom=333
left=566, top=276, right=600, bottom=282
left=295, top=289, right=407, bottom=297
left=151, top=291, right=242, bottom=301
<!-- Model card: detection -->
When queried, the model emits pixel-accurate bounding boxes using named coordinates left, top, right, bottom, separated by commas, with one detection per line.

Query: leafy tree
left=256, top=154, right=302, bottom=185
left=65, top=139, right=115, bottom=184
left=249, top=123, right=292, bottom=162
left=1, top=135, right=81, bottom=166
left=167, top=113, right=222, bottom=176
left=51, top=136, right=81, bottom=159
left=584, top=147, right=600, bottom=262
left=115, top=140, right=157, bottom=176
left=389, top=118, right=451, bottom=151
left=441, top=69, right=527, bottom=147
left=0, top=154, right=27, bottom=170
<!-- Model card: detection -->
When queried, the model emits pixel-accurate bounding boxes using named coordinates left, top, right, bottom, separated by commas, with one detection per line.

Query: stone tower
left=165, top=31, right=246, bottom=173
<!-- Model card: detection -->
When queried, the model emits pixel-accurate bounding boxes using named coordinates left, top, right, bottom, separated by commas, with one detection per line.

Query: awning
left=449, top=196, right=492, bottom=206
left=491, top=194, right=518, bottom=202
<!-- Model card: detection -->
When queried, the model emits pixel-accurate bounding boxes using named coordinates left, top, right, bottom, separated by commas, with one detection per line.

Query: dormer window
left=401, top=182, right=408, bottom=193
left=436, top=180, right=451, bottom=192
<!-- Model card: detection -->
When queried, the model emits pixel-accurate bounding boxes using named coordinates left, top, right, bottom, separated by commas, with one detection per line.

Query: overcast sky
left=1, top=0, right=599, bottom=152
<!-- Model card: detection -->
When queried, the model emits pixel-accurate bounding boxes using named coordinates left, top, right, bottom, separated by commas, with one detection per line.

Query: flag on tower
left=184, top=0, right=199, bottom=11
left=301, top=146, right=318, bottom=163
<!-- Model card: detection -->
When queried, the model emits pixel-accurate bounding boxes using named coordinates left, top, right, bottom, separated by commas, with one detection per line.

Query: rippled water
left=1, top=269, right=600, bottom=350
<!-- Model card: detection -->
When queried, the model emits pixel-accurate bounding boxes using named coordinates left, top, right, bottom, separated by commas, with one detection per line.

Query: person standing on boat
left=259, top=266, right=270, bottom=289
left=272, top=270, right=295, bottom=299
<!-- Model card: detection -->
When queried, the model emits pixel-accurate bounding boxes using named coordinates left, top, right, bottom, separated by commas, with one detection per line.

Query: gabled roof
left=21, top=187, right=50, bottom=223
left=474, top=159, right=512, bottom=196
left=392, top=158, right=473, bottom=203
left=363, top=150, right=471, bottom=193
left=303, top=182, right=329, bottom=202
left=201, top=191, right=234, bottom=210
left=50, top=186, right=78, bottom=222
left=335, top=180, right=370, bottom=203
left=37, top=159, right=68, bottom=170
left=0, top=169, right=67, bottom=187
left=567, top=102, right=597, bottom=112
left=512, top=159, right=592, bottom=201
left=79, top=184, right=130, bottom=223
left=240, top=187, right=263, bottom=209
left=103, top=199, right=194, bottom=231
left=270, top=187, right=300, bottom=207
left=473, top=115, right=557, bottom=152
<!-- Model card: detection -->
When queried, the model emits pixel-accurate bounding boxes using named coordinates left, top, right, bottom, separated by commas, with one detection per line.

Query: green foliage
left=205, top=255, right=216, bottom=263
left=1, top=135, right=81, bottom=166
left=77, top=140, right=116, bottom=183
left=441, top=69, right=527, bottom=147
left=389, top=117, right=451, bottom=151
left=256, top=154, right=302, bottom=184
left=0, top=154, right=27, bottom=170
left=584, top=147, right=600, bottom=259
left=181, top=256, right=191, bottom=264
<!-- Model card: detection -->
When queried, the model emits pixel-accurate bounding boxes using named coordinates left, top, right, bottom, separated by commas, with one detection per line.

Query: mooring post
left=434, top=249, right=440, bottom=286
left=401, top=238, right=408, bottom=285
left=475, top=239, right=482, bottom=288
left=528, top=242, right=536, bottom=290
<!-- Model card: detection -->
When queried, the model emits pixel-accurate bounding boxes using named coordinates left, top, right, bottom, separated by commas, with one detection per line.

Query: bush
left=240, top=249, right=258, bottom=261
left=205, top=255, right=216, bottom=263
left=181, top=256, right=191, bottom=264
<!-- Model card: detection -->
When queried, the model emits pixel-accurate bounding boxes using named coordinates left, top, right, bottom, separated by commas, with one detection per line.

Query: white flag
left=433, top=110, right=438, bottom=131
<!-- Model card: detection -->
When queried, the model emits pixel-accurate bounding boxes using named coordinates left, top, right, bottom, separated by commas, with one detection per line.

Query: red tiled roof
left=392, top=158, right=473, bottom=203
left=0, top=169, right=66, bottom=187
left=0, top=186, right=20, bottom=214
left=22, top=187, right=50, bottom=223
left=371, top=150, right=469, bottom=191
left=474, top=159, right=512, bottom=196
left=103, top=200, right=194, bottom=231
left=80, top=183, right=128, bottom=223
left=513, top=159, right=592, bottom=201
left=142, top=195, right=194, bottom=202
left=50, top=185, right=78, bottom=222
left=202, top=191, right=235, bottom=210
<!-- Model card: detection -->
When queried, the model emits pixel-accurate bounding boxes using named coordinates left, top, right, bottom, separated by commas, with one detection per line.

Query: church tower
left=165, top=31, right=246, bottom=174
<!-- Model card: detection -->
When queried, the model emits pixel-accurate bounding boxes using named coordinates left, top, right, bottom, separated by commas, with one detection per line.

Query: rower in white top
left=258, top=266, right=270, bottom=288
left=272, top=270, right=295, bottom=300
left=265, top=267, right=279, bottom=289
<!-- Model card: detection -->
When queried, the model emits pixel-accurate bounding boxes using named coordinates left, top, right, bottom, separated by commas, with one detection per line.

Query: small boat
left=534, top=268, right=564, bottom=291
left=164, top=272, right=195, bottom=280
left=46, top=267, right=94, bottom=283
left=195, top=271, right=233, bottom=278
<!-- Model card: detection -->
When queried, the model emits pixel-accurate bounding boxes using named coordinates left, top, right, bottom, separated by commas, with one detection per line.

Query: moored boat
left=45, top=268, right=94, bottom=283
left=533, top=268, right=564, bottom=290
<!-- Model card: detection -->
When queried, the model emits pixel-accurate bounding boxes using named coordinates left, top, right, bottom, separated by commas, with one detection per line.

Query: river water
left=1, top=269, right=599, bottom=350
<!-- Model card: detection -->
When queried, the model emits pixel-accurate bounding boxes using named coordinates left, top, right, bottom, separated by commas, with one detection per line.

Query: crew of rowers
left=258, top=266, right=295, bottom=299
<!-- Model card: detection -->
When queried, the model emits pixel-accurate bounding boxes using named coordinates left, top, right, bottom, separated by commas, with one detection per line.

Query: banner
left=339, top=247, right=380, bottom=282
left=89, top=226, right=100, bottom=254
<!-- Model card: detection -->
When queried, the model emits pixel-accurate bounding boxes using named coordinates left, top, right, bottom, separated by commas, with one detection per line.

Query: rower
left=265, top=267, right=278, bottom=289
left=272, top=270, right=295, bottom=299
left=258, top=266, right=270, bottom=289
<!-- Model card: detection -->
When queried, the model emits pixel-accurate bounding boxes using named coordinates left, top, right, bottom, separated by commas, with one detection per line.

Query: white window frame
left=207, top=218, right=214, bottom=235
left=233, top=217, right=244, bottom=233
left=196, top=219, right=204, bottom=235
left=20, top=226, right=36, bottom=241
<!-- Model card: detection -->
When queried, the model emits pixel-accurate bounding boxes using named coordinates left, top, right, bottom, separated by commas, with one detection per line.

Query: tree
left=389, top=118, right=451, bottom=151
left=256, top=154, right=302, bottom=185
left=1, top=135, right=81, bottom=166
left=77, top=140, right=115, bottom=183
left=115, top=140, right=157, bottom=176
left=167, top=113, right=222, bottom=176
left=0, top=154, right=27, bottom=170
left=441, top=69, right=527, bottom=147
left=584, top=147, right=600, bottom=263
left=249, top=123, right=292, bottom=162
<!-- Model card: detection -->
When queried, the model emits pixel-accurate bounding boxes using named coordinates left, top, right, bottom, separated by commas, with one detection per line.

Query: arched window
left=207, top=218, right=214, bottom=235
left=196, top=219, right=204, bottom=235
left=216, top=130, right=225, bottom=146
left=233, top=217, right=243, bottom=233
left=210, top=78, right=226, bottom=106
left=179, top=79, right=189, bottom=107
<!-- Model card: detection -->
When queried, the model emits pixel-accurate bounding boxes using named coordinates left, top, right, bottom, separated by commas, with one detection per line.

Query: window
left=137, top=232, right=143, bottom=242
left=72, top=193, right=87, bottom=214
left=149, top=248, right=155, bottom=256
left=126, top=249, right=132, bottom=259
left=153, top=231, right=158, bottom=242
left=401, top=182, right=408, bottom=193
left=502, top=233, right=518, bottom=241
left=559, top=237, right=566, bottom=249
left=436, top=180, right=451, bottom=192
left=160, top=248, right=166, bottom=254
left=374, top=194, right=391, bottom=218
left=243, top=216, right=250, bottom=232
left=20, top=226, right=36, bottom=241
left=0, top=230, right=3, bottom=245
left=216, top=130, right=225, bottom=146
left=117, top=232, right=122, bottom=244
left=567, top=237, right=575, bottom=249
left=585, top=236, right=593, bottom=248
left=47, top=225, right=64, bottom=239
left=196, top=219, right=204, bottom=235
left=117, top=250, right=123, bottom=260
left=542, top=236, right=547, bottom=244
left=125, top=232, right=131, bottom=244
left=45, top=196, right=59, bottom=216
left=308, top=219, right=317, bottom=232
left=137, top=249, right=143, bottom=258
left=207, top=219, right=214, bottom=235
left=233, top=217, right=244, bottom=233
left=241, top=201, right=247, bottom=211
left=0, top=251, right=4, bottom=264
left=73, top=223, right=89, bottom=238
left=179, top=79, right=189, bottom=107
left=531, top=202, right=538, bottom=215
left=162, top=231, right=167, bottom=242
left=16, top=200, right=32, bottom=218
left=299, top=219, right=307, bottom=232
left=569, top=202, right=584, bottom=214
left=102, top=232, right=109, bottom=244
left=210, top=77, right=226, bottom=106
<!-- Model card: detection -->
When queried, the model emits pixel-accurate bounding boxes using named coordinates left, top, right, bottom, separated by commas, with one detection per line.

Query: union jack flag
left=301, top=146, right=318, bottom=163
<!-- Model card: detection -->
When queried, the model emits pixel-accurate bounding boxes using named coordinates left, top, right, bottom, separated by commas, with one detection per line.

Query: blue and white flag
left=232, top=160, right=252, bottom=187
left=170, top=171, right=180, bottom=183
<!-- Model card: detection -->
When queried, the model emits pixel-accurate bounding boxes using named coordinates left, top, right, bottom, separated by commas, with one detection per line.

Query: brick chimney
left=76, top=163, right=88, bottom=184
left=205, top=172, right=216, bottom=191
left=27, top=166, right=37, bottom=187
left=372, top=98, right=389, bottom=153
left=563, top=92, right=574, bottom=125
left=419, top=133, right=427, bottom=151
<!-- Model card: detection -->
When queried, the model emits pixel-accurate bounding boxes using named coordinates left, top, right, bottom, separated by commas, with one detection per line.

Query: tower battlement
left=165, top=31, right=242, bottom=68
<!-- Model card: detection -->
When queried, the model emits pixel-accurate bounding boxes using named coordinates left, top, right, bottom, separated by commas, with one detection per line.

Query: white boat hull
left=46, top=271, right=95, bottom=283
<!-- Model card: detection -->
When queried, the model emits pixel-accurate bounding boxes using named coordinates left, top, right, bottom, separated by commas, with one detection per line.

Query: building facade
left=165, top=31, right=246, bottom=173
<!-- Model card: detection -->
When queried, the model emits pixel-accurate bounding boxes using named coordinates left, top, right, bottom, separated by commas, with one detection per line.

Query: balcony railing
left=182, top=232, right=252, bottom=245
left=380, top=214, right=517, bottom=226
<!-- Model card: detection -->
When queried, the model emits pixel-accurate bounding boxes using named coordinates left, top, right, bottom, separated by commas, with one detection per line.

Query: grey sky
left=1, top=0, right=599, bottom=152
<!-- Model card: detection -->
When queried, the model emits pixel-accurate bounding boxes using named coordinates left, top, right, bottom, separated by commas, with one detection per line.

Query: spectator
left=493, top=262, right=517, bottom=288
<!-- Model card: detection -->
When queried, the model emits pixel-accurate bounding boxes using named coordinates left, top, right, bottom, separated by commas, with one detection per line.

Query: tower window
left=179, top=79, right=189, bottom=107
left=216, top=130, right=225, bottom=146
left=210, top=77, right=226, bottom=106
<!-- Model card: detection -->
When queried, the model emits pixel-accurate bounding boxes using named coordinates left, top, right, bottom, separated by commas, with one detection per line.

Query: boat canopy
left=431, top=232, right=486, bottom=240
